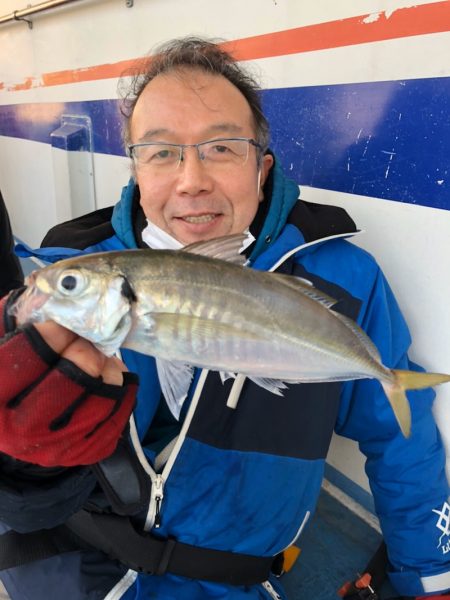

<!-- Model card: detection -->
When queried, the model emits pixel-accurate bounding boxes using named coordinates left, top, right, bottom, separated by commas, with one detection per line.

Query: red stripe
left=220, top=1, right=450, bottom=61
left=4, top=1, right=450, bottom=91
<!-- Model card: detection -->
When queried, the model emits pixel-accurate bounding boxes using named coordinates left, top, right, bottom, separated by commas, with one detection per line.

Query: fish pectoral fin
left=270, top=273, right=338, bottom=308
left=151, top=312, right=263, bottom=347
left=182, top=234, right=248, bottom=266
left=156, top=358, right=194, bottom=421
left=248, top=377, right=288, bottom=396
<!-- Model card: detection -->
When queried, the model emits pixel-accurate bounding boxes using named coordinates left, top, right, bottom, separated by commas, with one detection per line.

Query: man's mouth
left=180, top=213, right=219, bottom=224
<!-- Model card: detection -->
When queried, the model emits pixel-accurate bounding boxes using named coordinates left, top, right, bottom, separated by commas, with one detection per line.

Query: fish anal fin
left=248, top=377, right=288, bottom=396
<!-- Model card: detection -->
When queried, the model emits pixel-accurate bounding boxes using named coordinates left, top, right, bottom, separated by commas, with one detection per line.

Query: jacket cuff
left=389, top=568, right=450, bottom=597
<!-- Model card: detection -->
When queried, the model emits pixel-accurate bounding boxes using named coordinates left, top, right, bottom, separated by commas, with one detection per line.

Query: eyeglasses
left=128, top=137, right=262, bottom=172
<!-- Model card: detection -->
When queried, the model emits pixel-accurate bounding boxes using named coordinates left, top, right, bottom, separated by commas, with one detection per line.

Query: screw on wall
left=126, top=0, right=134, bottom=6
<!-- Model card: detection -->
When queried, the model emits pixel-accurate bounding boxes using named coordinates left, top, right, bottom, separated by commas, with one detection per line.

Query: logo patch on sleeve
left=433, top=500, right=450, bottom=554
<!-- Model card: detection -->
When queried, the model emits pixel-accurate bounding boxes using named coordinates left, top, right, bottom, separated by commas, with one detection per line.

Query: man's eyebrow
left=137, top=129, right=171, bottom=142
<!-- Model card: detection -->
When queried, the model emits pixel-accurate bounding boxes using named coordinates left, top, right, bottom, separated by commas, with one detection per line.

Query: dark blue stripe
left=263, top=77, right=450, bottom=210
left=0, top=99, right=124, bottom=156
left=0, top=76, right=449, bottom=209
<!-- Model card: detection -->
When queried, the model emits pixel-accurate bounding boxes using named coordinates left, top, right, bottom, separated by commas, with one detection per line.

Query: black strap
left=65, top=510, right=276, bottom=585
left=0, top=526, right=82, bottom=571
left=91, top=430, right=152, bottom=516
left=0, top=511, right=278, bottom=586
left=340, top=541, right=388, bottom=599
left=364, top=542, right=388, bottom=591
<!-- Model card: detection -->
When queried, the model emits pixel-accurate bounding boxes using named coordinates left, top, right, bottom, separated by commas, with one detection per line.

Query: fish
left=11, top=234, right=450, bottom=436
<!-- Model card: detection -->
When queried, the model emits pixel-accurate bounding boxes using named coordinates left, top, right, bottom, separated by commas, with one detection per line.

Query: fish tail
left=381, top=370, right=450, bottom=438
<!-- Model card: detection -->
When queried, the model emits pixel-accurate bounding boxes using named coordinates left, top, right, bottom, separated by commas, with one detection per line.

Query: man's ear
left=258, top=153, right=274, bottom=200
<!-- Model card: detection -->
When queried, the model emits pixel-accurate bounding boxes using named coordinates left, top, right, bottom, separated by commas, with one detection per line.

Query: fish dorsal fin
left=182, top=234, right=248, bottom=266
left=332, top=311, right=382, bottom=362
left=270, top=273, right=338, bottom=308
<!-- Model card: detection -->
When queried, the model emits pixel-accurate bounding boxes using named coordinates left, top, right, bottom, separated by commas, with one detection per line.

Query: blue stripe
left=262, top=77, right=450, bottom=210
left=0, top=99, right=124, bottom=156
left=1, top=76, right=449, bottom=209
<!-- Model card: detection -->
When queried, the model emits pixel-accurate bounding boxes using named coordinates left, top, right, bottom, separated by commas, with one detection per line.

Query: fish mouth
left=9, top=284, right=50, bottom=325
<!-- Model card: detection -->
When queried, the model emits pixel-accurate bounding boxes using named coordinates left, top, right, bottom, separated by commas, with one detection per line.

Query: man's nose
left=174, top=147, right=214, bottom=195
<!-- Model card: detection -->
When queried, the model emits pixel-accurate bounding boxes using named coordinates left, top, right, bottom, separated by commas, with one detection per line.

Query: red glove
left=0, top=293, right=137, bottom=467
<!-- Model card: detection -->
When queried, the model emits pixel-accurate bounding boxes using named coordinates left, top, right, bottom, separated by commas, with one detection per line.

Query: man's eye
left=211, top=144, right=231, bottom=154
left=153, top=149, right=173, bottom=160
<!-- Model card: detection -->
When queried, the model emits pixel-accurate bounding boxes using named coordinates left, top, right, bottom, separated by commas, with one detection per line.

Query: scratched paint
left=263, top=77, right=450, bottom=210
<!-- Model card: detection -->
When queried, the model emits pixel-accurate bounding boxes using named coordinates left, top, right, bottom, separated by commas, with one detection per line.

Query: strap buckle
left=271, top=546, right=302, bottom=578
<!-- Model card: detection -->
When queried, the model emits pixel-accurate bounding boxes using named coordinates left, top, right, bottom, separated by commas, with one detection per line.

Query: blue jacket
left=2, top=161, right=449, bottom=599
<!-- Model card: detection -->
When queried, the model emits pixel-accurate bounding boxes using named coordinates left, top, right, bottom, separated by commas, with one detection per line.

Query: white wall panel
left=0, top=0, right=449, bottom=498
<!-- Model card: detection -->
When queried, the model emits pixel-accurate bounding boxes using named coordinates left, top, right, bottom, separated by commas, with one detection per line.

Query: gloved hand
left=0, top=291, right=137, bottom=468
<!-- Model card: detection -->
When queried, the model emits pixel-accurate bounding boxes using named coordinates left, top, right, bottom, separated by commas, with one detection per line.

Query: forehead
left=129, top=68, right=255, bottom=142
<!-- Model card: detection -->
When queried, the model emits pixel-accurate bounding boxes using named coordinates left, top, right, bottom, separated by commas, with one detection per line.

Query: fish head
left=11, top=259, right=134, bottom=356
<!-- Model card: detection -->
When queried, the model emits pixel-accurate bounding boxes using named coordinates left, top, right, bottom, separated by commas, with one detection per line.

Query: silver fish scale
left=119, top=250, right=388, bottom=383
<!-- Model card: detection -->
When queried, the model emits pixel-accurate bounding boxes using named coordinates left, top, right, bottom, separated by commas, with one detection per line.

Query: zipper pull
left=152, top=474, right=164, bottom=529
left=154, top=496, right=162, bottom=528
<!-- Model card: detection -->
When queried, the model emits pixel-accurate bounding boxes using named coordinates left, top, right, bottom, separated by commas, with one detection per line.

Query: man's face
left=129, top=68, right=273, bottom=245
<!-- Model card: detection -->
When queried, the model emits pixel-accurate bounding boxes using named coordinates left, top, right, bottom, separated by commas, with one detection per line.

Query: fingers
left=62, top=339, right=128, bottom=385
left=62, top=336, right=107, bottom=378
left=101, top=355, right=129, bottom=386
left=33, top=321, right=128, bottom=385
left=34, top=321, right=78, bottom=354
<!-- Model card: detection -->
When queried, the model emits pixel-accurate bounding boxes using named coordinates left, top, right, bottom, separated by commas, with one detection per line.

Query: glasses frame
left=128, top=137, right=263, bottom=169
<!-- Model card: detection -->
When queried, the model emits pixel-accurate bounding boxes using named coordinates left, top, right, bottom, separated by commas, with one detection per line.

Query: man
left=0, top=191, right=23, bottom=297
left=0, top=37, right=448, bottom=599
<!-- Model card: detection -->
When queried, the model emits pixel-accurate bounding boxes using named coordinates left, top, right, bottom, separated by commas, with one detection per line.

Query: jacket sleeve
left=0, top=191, right=24, bottom=297
left=336, top=267, right=450, bottom=597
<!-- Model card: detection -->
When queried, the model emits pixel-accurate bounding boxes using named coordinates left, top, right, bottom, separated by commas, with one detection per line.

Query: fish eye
left=56, top=270, right=87, bottom=295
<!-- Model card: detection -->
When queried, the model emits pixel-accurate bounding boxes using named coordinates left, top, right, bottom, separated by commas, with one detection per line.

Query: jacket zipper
left=151, top=474, right=164, bottom=529
left=129, top=369, right=210, bottom=531
left=280, top=510, right=310, bottom=552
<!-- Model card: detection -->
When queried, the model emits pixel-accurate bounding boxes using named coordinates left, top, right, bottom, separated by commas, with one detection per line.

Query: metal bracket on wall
left=13, top=10, right=33, bottom=29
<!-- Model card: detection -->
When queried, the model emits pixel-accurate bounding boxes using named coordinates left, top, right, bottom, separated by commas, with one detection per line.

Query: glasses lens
left=200, top=139, right=251, bottom=165
left=131, top=139, right=255, bottom=172
left=132, top=144, right=181, bottom=170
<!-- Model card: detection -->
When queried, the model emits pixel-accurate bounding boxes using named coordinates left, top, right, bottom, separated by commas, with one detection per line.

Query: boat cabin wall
left=0, top=0, right=449, bottom=504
